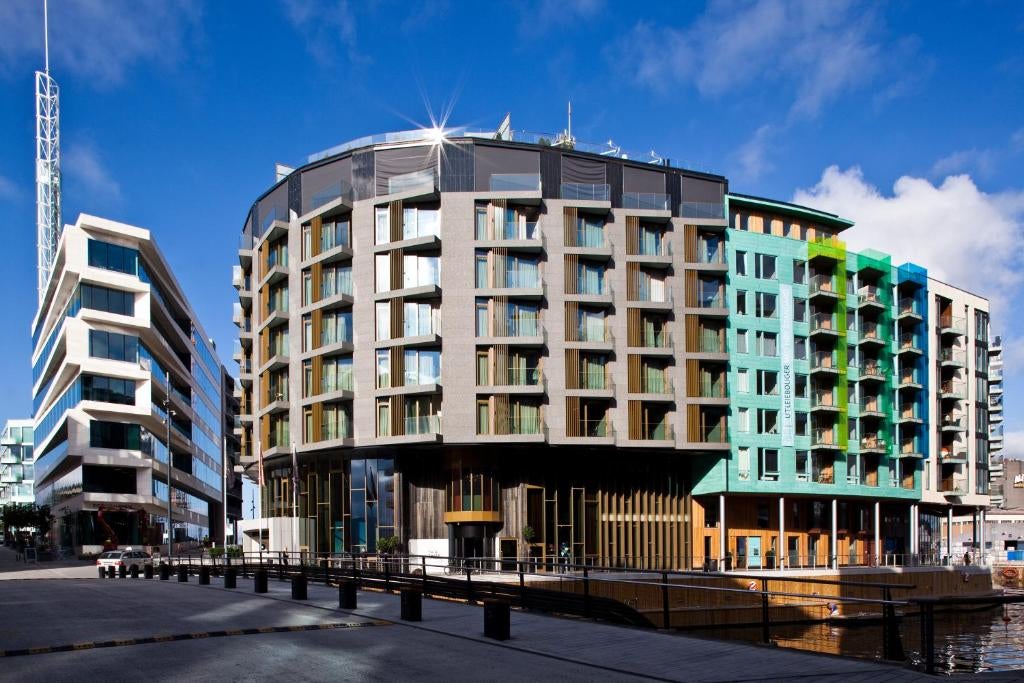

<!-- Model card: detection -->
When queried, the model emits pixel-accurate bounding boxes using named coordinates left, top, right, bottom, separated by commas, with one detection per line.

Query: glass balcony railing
left=506, top=414, right=544, bottom=435
left=940, top=445, right=968, bottom=462
left=489, top=173, right=541, bottom=192
left=898, top=297, right=920, bottom=317
left=261, top=206, right=287, bottom=233
left=635, top=421, right=673, bottom=441
left=577, top=324, right=612, bottom=344
left=679, top=202, right=724, bottom=219
left=941, top=414, right=967, bottom=430
left=697, top=291, right=725, bottom=309
left=639, top=374, right=672, bottom=394
left=810, top=351, right=839, bottom=371
left=860, top=320, right=881, bottom=340
left=573, top=226, right=608, bottom=249
left=860, top=363, right=884, bottom=379
left=813, top=392, right=838, bottom=409
left=857, top=285, right=882, bottom=305
left=939, top=316, right=967, bottom=334
left=622, top=192, right=670, bottom=210
left=809, top=274, right=837, bottom=296
left=898, top=371, right=920, bottom=386
left=900, top=439, right=921, bottom=455
left=307, top=180, right=354, bottom=214
left=899, top=404, right=920, bottom=420
left=898, top=333, right=921, bottom=352
left=940, top=348, right=967, bottom=365
left=493, top=367, right=543, bottom=387
left=697, top=422, right=727, bottom=444
left=940, top=381, right=966, bottom=398
left=577, top=368, right=611, bottom=390
left=696, top=242, right=725, bottom=265
left=941, top=478, right=967, bottom=494
left=859, top=398, right=882, bottom=414
left=561, top=183, right=610, bottom=201
left=810, top=313, right=837, bottom=333
left=812, top=428, right=836, bottom=447
left=578, top=419, right=613, bottom=438
left=861, top=435, right=886, bottom=451
left=404, top=414, right=441, bottom=436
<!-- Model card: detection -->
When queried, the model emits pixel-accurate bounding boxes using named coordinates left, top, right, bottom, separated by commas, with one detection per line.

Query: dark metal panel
left=441, top=142, right=474, bottom=192
left=288, top=172, right=301, bottom=216
left=668, top=172, right=682, bottom=218
left=540, top=148, right=561, bottom=199
left=607, top=161, right=623, bottom=207
left=301, top=156, right=352, bottom=211
left=352, top=149, right=375, bottom=201
left=623, top=166, right=666, bottom=193
left=681, top=176, right=725, bottom=203
left=561, top=155, right=606, bottom=184
left=473, top=145, right=540, bottom=192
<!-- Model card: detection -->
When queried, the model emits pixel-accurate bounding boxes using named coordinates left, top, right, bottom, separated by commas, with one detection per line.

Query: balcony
left=811, top=391, right=840, bottom=413
left=569, top=369, right=614, bottom=396
left=860, top=435, right=887, bottom=454
left=489, top=173, right=541, bottom=193
left=858, top=321, right=885, bottom=347
left=897, top=297, right=922, bottom=321
left=304, top=179, right=354, bottom=216
left=938, top=381, right=965, bottom=400
left=811, top=428, right=839, bottom=450
left=810, top=313, right=840, bottom=337
left=634, top=374, right=674, bottom=398
left=898, top=404, right=923, bottom=424
left=809, top=275, right=840, bottom=301
left=679, top=202, right=724, bottom=220
left=897, top=333, right=923, bottom=355
left=693, top=422, right=728, bottom=445
left=810, top=351, right=840, bottom=375
left=857, top=285, right=885, bottom=310
left=388, top=168, right=437, bottom=197
left=941, top=477, right=967, bottom=495
left=897, top=371, right=921, bottom=389
left=900, top=439, right=924, bottom=458
left=561, top=183, right=610, bottom=202
left=938, top=316, right=967, bottom=337
left=695, top=240, right=726, bottom=267
left=572, top=419, right=615, bottom=440
left=940, top=446, right=968, bottom=464
left=859, top=398, right=885, bottom=418
left=939, top=348, right=967, bottom=368
left=627, top=285, right=671, bottom=309
left=940, top=414, right=968, bottom=432
left=859, top=363, right=886, bottom=383
left=622, top=192, right=670, bottom=211
left=630, top=421, right=674, bottom=443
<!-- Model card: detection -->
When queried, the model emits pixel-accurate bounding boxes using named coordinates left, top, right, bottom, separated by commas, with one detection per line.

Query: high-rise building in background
left=31, top=215, right=230, bottom=553
left=0, top=419, right=36, bottom=508
left=232, top=126, right=992, bottom=569
left=989, top=336, right=1005, bottom=507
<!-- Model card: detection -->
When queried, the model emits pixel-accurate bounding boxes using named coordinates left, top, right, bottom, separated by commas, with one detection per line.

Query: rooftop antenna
left=555, top=101, right=576, bottom=149
left=35, top=0, right=62, bottom=304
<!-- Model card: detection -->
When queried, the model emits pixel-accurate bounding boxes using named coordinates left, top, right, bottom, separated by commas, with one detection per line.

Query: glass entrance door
left=747, top=536, right=762, bottom=569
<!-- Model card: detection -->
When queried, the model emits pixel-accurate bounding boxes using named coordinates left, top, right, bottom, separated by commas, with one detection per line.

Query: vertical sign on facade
left=779, top=284, right=795, bottom=447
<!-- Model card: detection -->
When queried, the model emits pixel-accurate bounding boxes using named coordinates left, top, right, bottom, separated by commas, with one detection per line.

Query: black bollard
left=400, top=588, right=422, bottom=622
left=339, top=579, right=357, bottom=609
left=224, top=567, right=237, bottom=589
left=129, top=564, right=139, bottom=579
left=199, top=565, right=211, bottom=585
left=177, top=565, right=188, bottom=582
left=254, top=568, right=268, bottom=593
left=98, top=566, right=106, bottom=579
left=483, top=600, right=511, bottom=641
left=159, top=562, right=170, bottom=580
left=291, top=574, right=308, bottom=600
left=118, top=564, right=127, bottom=579
left=144, top=563, right=154, bottom=579
left=107, top=566, right=116, bottom=579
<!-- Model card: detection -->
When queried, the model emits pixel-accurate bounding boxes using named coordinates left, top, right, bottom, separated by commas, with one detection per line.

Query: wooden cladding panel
left=683, top=224, right=698, bottom=262
left=312, top=309, right=322, bottom=351
left=625, top=215, right=639, bottom=255
left=684, top=270, right=698, bottom=307
left=390, top=348, right=403, bottom=388
left=626, top=262, right=639, bottom=300
left=627, top=308, right=641, bottom=347
left=686, top=404, right=701, bottom=442
left=565, top=396, right=581, bottom=438
left=389, top=250, right=403, bottom=291
left=259, top=414, right=270, bottom=453
left=311, top=216, right=322, bottom=259
left=565, top=348, right=580, bottom=389
left=628, top=400, right=642, bottom=440
left=492, top=297, right=509, bottom=337
left=312, top=356, right=323, bottom=397
left=389, top=200, right=403, bottom=242
left=494, top=394, right=510, bottom=436
left=628, top=354, right=641, bottom=393
left=311, top=402, right=323, bottom=443
left=565, top=301, right=579, bottom=342
left=564, top=254, right=579, bottom=295
left=685, top=359, right=700, bottom=398
left=390, top=396, right=404, bottom=436
left=494, top=345, right=508, bottom=385
left=258, top=240, right=270, bottom=280
left=684, top=314, right=699, bottom=353
left=311, top=261, right=323, bottom=304
left=259, top=286, right=269, bottom=322
left=563, top=207, right=578, bottom=247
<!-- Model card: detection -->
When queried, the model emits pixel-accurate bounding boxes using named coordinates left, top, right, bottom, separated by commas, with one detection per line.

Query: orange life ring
left=1002, top=567, right=1019, bottom=579
left=747, top=580, right=757, bottom=591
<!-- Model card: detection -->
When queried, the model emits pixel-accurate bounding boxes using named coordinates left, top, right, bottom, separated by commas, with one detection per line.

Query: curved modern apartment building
left=31, top=215, right=230, bottom=553
left=236, top=128, right=991, bottom=569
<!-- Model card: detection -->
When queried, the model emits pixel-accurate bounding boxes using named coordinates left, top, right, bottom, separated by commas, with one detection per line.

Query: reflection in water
left=693, top=603, right=1024, bottom=674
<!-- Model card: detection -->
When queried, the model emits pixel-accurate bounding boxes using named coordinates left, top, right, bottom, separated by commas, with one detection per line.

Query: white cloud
left=930, top=148, right=997, bottom=178
left=611, top=0, right=895, bottom=117
left=64, top=144, right=121, bottom=201
left=0, top=175, right=18, bottom=200
left=792, top=166, right=1024, bottom=312
left=1004, top=431, right=1024, bottom=459
left=1001, top=336, right=1024, bottom=380
left=283, top=0, right=362, bottom=65
left=528, top=0, right=604, bottom=33
left=0, top=0, right=200, bottom=85
left=733, top=124, right=775, bottom=182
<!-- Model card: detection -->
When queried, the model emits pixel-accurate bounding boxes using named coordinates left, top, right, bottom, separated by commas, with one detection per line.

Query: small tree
left=521, top=525, right=536, bottom=543
left=377, top=535, right=400, bottom=554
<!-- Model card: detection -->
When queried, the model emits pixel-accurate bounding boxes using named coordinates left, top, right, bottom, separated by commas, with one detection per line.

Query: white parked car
left=96, top=549, right=153, bottom=571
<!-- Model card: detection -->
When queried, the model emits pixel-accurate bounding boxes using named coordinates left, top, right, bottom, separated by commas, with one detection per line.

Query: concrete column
left=719, top=494, right=726, bottom=566
left=874, top=501, right=881, bottom=566
left=909, top=503, right=916, bottom=559
left=979, top=508, right=986, bottom=564
left=947, top=507, right=953, bottom=564
left=972, top=509, right=978, bottom=556
left=774, top=497, right=782, bottom=573
left=831, top=498, right=838, bottom=570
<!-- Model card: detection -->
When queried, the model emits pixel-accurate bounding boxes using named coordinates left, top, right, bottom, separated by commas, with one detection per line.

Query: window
left=738, top=447, right=751, bottom=480
left=736, top=329, right=748, bottom=353
left=90, top=421, right=141, bottom=450
left=88, top=330, right=138, bottom=363
left=757, top=370, right=779, bottom=395
left=266, top=282, right=288, bottom=314
left=795, top=411, right=808, bottom=436
left=376, top=350, right=390, bottom=388
left=735, top=250, right=747, bottom=276
left=403, top=207, right=441, bottom=240
left=403, top=254, right=441, bottom=288
left=792, top=259, right=807, bottom=285
left=975, top=310, right=989, bottom=342
left=793, top=297, right=807, bottom=322
left=88, top=240, right=138, bottom=276
left=757, top=331, right=778, bottom=356
left=375, top=254, right=391, bottom=292
left=759, top=448, right=779, bottom=481
left=756, top=292, right=777, bottom=318
left=376, top=302, right=391, bottom=340
left=321, top=264, right=353, bottom=299
left=795, top=373, right=808, bottom=398
left=302, top=270, right=313, bottom=305
left=794, top=336, right=807, bottom=360
left=755, top=254, right=777, bottom=280
left=375, top=207, right=390, bottom=244
left=82, top=374, right=135, bottom=405
left=321, top=355, right=353, bottom=393
left=321, top=311, right=352, bottom=346
left=737, top=407, right=750, bottom=433
left=80, top=284, right=134, bottom=316
left=403, top=348, right=441, bottom=386
left=796, top=451, right=809, bottom=481
left=736, top=369, right=750, bottom=393
left=736, top=290, right=747, bottom=315
left=302, top=315, right=312, bottom=352
left=404, top=302, right=439, bottom=337
left=321, top=218, right=351, bottom=252
left=758, top=409, right=779, bottom=434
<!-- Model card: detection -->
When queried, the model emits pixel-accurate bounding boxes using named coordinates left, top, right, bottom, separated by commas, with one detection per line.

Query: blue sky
left=0, top=0, right=1022, bottom=481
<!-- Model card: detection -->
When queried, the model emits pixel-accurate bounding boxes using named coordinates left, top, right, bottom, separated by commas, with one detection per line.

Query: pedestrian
left=963, top=551, right=971, bottom=566
left=559, top=541, right=570, bottom=573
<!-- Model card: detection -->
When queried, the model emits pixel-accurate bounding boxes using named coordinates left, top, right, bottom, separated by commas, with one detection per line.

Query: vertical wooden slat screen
left=627, top=308, right=641, bottom=347
left=684, top=314, right=699, bottom=353
left=563, top=207, right=578, bottom=247
left=565, top=396, right=580, bottom=437
left=389, top=200, right=403, bottom=242
left=489, top=199, right=507, bottom=240
left=495, top=394, right=509, bottom=435
left=312, top=309, right=322, bottom=350
left=495, top=345, right=508, bottom=386
left=686, top=404, right=701, bottom=442
left=312, top=402, right=323, bottom=443
left=390, top=250, right=403, bottom=291
left=390, top=349, right=403, bottom=388
left=390, top=298, right=403, bottom=339
left=493, top=247, right=507, bottom=288
left=311, top=216, right=322, bottom=258
left=312, top=261, right=323, bottom=303
left=564, top=254, right=578, bottom=294
left=684, top=270, right=698, bottom=307
left=625, top=216, right=639, bottom=255
left=312, top=356, right=323, bottom=397
left=259, top=241, right=269, bottom=280
left=259, top=371, right=269, bottom=407
left=565, top=302, right=578, bottom=342
left=628, top=354, right=641, bottom=393
left=683, top=224, right=697, bottom=262
left=565, top=349, right=579, bottom=389
left=686, top=359, right=700, bottom=397
left=493, top=297, right=508, bottom=337
left=260, top=415, right=270, bottom=451
left=628, top=400, right=642, bottom=439
left=259, top=286, right=268, bottom=321
left=626, top=262, right=639, bottom=300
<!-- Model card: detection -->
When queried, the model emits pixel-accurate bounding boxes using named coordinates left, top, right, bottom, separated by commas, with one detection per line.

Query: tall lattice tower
left=35, top=0, right=61, bottom=303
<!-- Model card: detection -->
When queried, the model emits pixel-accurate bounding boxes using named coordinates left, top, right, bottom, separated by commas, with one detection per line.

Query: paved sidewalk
left=0, top=544, right=96, bottom=579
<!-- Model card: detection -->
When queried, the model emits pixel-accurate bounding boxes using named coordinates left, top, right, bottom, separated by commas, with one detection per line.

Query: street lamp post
left=164, top=371, right=176, bottom=565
